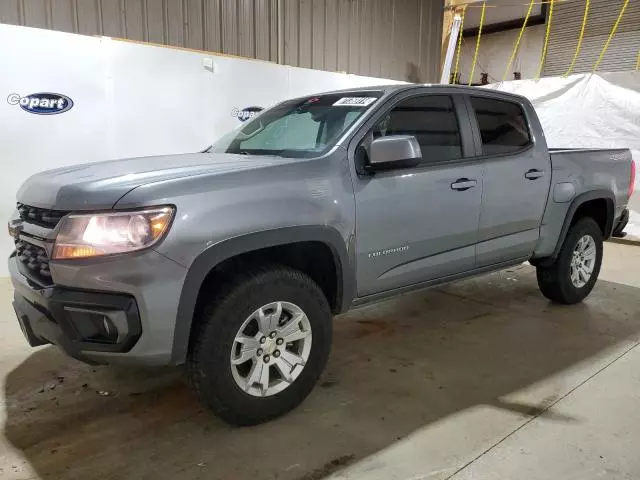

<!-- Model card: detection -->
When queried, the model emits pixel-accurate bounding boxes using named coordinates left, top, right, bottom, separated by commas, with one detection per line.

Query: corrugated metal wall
left=544, top=0, right=640, bottom=76
left=0, top=0, right=443, bottom=82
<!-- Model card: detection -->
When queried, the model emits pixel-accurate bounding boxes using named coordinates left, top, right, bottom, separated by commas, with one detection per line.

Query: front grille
left=15, top=240, right=52, bottom=286
left=17, top=203, right=68, bottom=229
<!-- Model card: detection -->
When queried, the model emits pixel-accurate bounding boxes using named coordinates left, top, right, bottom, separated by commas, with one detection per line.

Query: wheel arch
left=534, top=190, right=614, bottom=267
left=170, top=226, right=354, bottom=364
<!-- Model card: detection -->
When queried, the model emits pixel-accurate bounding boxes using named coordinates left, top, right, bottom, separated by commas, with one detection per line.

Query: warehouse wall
left=0, top=0, right=443, bottom=82
left=453, top=0, right=640, bottom=83
left=458, top=25, right=544, bottom=84
left=544, top=0, right=640, bottom=76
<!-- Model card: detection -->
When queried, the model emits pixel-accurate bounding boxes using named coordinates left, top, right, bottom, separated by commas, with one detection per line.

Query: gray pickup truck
left=9, top=85, right=635, bottom=425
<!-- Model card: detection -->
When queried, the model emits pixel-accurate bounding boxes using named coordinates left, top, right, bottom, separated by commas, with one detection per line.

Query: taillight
left=629, top=160, right=636, bottom=199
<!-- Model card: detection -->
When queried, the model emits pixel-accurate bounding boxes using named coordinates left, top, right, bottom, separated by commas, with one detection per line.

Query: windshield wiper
left=230, top=149, right=285, bottom=157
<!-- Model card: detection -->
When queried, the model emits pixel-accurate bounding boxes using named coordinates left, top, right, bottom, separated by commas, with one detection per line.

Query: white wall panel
left=0, top=25, right=109, bottom=272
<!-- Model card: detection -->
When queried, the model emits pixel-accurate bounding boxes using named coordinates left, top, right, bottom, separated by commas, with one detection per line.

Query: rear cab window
left=469, top=96, right=532, bottom=155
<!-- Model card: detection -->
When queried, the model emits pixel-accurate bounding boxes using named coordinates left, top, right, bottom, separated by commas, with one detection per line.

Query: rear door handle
left=451, top=178, right=477, bottom=191
left=525, top=169, right=544, bottom=180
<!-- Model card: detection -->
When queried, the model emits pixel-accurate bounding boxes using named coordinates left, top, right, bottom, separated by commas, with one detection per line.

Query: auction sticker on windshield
left=333, top=97, right=378, bottom=107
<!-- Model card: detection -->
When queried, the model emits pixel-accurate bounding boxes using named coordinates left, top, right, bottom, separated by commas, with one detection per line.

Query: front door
left=352, top=92, right=484, bottom=297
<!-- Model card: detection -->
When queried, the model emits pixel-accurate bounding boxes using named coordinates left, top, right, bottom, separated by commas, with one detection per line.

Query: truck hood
left=17, top=153, right=280, bottom=210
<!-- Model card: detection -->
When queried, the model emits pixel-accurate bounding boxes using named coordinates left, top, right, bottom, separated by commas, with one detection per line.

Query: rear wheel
left=536, top=217, right=603, bottom=304
left=187, top=266, right=332, bottom=426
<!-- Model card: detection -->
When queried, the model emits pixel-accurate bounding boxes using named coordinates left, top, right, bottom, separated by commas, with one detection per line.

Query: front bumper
left=9, top=248, right=187, bottom=366
left=10, top=254, right=142, bottom=364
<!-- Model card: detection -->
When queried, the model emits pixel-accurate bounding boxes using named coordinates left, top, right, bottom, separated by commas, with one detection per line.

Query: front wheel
left=187, top=266, right=332, bottom=426
left=536, top=217, right=603, bottom=304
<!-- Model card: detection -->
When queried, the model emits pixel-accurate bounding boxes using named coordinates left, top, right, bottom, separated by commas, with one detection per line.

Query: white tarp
left=488, top=73, right=640, bottom=238
left=0, top=24, right=402, bottom=274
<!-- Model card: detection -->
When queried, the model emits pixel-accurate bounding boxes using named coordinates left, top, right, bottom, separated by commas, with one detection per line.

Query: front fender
left=170, top=225, right=354, bottom=364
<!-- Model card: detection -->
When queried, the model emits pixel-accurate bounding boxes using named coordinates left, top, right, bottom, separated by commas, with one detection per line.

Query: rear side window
left=470, top=97, right=531, bottom=155
left=372, top=95, right=462, bottom=162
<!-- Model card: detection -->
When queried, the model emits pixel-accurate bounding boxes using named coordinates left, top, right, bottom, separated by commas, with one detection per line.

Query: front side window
left=211, top=92, right=382, bottom=158
left=371, top=95, right=463, bottom=162
left=470, top=97, right=531, bottom=155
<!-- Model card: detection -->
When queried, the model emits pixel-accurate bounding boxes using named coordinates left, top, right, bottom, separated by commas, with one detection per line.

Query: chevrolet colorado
left=9, top=85, right=635, bottom=425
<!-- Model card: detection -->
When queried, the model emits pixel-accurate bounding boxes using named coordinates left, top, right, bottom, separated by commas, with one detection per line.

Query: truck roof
left=313, top=83, right=529, bottom=103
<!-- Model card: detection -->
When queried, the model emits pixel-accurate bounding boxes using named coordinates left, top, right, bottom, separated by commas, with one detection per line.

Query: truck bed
left=548, top=147, right=631, bottom=212
left=534, top=147, right=633, bottom=259
left=549, top=147, right=630, bottom=155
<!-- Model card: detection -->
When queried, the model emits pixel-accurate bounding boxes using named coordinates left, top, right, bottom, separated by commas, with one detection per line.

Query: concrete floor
left=0, top=243, right=639, bottom=480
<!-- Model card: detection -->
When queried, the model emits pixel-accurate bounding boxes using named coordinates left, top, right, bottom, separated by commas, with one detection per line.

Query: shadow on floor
left=4, top=267, right=640, bottom=480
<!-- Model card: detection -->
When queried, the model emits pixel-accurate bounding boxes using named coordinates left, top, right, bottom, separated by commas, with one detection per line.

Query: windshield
left=210, top=92, right=383, bottom=158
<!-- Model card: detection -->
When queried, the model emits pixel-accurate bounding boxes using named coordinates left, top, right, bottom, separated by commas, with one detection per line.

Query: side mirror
left=368, top=135, right=422, bottom=171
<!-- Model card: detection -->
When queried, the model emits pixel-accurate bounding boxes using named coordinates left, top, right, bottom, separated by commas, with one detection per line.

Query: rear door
left=351, top=91, right=484, bottom=297
left=467, top=95, right=552, bottom=266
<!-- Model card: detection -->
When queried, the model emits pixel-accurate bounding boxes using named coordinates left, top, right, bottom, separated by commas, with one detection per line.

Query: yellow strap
left=502, top=0, right=536, bottom=81
left=468, top=1, right=486, bottom=86
left=564, top=0, right=590, bottom=77
left=536, top=0, right=554, bottom=79
left=636, top=51, right=640, bottom=71
left=593, top=0, right=630, bottom=72
left=453, top=9, right=466, bottom=83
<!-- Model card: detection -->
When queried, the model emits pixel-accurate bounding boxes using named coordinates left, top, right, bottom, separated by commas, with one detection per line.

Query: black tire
left=186, top=266, right=332, bottom=426
left=536, top=217, right=603, bottom=304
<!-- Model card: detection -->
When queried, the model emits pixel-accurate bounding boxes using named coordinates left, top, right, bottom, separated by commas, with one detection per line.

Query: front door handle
left=525, top=169, right=544, bottom=180
left=451, top=178, right=477, bottom=191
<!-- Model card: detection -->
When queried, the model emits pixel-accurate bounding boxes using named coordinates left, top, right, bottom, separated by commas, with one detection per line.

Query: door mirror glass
left=369, top=135, right=422, bottom=171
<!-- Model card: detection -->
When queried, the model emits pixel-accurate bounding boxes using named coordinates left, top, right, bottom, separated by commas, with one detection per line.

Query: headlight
left=53, top=207, right=174, bottom=260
